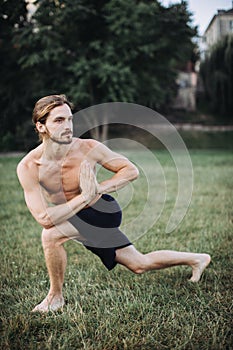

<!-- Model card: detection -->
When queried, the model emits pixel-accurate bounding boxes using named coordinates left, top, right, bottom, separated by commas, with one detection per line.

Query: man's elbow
left=129, top=164, right=139, bottom=181
left=36, top=212, right=54, bottom=229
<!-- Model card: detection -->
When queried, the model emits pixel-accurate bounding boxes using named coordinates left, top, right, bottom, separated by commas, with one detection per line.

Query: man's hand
left=79, top=160, right=99, bottom=203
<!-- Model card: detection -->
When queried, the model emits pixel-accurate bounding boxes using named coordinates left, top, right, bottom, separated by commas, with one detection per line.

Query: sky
left=160, top=0, right=232, bottom=35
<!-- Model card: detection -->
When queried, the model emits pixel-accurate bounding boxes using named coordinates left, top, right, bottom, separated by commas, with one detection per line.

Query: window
left=229, top=20, right=233, bottom=32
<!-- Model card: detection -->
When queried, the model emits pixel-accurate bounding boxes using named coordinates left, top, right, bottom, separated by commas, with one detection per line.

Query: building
left=172, top=6, right=233, bottom=113
left=203, top=7, right=233, bottom=54
left=173, top=61, right=197, bottom=112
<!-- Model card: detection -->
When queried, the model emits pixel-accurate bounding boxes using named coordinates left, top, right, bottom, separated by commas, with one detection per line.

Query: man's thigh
left=42, top=221, right=85, bottom=245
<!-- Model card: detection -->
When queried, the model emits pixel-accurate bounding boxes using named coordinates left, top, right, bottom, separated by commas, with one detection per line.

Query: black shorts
left=68, top=194, right=132, bottom=270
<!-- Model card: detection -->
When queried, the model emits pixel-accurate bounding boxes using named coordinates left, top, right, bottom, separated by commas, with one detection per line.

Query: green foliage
left=0, top=0, right=196, bottom=150
left=200, top=35, right=233, bottom=122
left=0, top=0, right=30, bottom=135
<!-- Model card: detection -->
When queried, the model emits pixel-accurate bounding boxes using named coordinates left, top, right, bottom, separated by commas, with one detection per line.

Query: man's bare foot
left=32, top=295, right=64, bottom=313
left=189, top=254, right=211, bottom=282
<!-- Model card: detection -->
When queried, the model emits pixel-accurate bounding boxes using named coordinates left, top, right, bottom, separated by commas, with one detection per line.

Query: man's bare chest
left=38, top=155, right=85, bottom=196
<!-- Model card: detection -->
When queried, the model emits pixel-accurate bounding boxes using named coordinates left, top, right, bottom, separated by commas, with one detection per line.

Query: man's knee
left=41, top=227, right=66, bottom=249
left=132, top=266, right=145, bottom=275
left=129, top=256, right=149, bottom=275
left=41, top=228, right=55, bottom=249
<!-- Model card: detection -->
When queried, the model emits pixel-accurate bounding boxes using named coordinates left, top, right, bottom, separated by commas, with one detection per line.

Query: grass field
left=0, top=150, right=232, bottom=350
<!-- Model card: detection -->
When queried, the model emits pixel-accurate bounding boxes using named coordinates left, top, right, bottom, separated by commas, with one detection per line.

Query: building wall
left=173, top=72, right=197, bottom=111
left=204, top=11, right=233, bottom=49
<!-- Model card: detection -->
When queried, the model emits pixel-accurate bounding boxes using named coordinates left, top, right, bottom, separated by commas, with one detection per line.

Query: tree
left=200, top=35, right=233, bottom=122
left=0, top=0, right=197, bottom=149
left=0, top=0, right=30, bottom=150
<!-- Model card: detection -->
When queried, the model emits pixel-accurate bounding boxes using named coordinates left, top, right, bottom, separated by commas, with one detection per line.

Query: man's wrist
left=97, top=184, right=105, bottom=194
left=80, top=192, right=89, bottom=204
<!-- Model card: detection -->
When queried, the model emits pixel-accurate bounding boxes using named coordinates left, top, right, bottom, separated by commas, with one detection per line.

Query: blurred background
left=0, top=0, right=233, bottom=151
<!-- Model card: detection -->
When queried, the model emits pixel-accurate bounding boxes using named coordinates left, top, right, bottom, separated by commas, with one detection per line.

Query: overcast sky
left=160, top=0, right=232, bottom=35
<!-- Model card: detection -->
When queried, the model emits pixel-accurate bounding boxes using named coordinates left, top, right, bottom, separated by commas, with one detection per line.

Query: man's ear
left=36, top=121, right=46, bottom=134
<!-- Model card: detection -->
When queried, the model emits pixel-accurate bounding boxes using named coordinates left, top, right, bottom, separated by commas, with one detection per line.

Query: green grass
left=0, top=150, right=232, bottom=349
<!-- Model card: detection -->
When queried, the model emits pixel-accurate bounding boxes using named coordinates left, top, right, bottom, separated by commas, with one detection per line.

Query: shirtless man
left=17, top=94, right=211, bottom=312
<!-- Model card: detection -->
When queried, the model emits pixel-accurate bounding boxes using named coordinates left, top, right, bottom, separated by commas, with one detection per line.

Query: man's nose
left=64, top=119, right=72, bottom=129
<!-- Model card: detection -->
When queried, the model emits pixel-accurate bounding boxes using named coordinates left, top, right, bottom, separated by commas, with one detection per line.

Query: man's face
left=38, top=104, right=74, bottom=144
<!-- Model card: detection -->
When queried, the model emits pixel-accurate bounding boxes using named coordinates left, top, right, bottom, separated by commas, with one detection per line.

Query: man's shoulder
left=78, top=138, right=100, bottom=146
left=75, top=138, right=101, bottom=151
left=17, top=145, right=42, bottom=176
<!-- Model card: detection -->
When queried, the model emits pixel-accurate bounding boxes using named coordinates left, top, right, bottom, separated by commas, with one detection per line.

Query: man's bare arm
left=91, top=142, right=139, bottom=194
left=17, top=161, right=97, bottom=229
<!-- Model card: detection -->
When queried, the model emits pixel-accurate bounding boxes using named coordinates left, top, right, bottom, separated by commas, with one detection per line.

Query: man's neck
left=42, top=138, right=73, bottom=162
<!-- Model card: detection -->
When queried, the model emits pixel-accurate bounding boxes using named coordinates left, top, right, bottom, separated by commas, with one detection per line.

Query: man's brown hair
left=32, top=94, right=73, bottom=139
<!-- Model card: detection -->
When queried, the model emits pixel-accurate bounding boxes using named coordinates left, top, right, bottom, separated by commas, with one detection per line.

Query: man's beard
left=50, top=136, right=73, bottom=145
left=44, top=127, right=73, bottom=145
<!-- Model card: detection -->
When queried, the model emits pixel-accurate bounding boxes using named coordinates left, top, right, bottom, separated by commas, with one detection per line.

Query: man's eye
left=56, top=119, right=63, bottom=123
